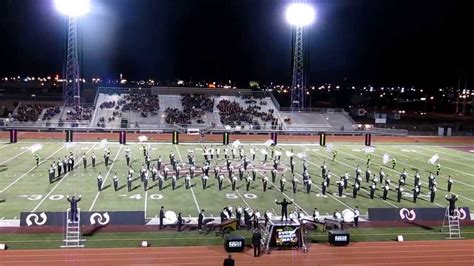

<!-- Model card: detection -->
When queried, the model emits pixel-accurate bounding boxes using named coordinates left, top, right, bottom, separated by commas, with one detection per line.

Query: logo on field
left=90, top=212, right=110, bottom=225
left=26, top=212, right=48, bottom=226
left=454, top=209, right=467, bottom=220
left=399, top=208, right=416, bottom=221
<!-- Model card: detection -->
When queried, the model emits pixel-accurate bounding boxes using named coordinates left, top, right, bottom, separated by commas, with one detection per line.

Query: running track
left=0, top=240, right=473, bottom=265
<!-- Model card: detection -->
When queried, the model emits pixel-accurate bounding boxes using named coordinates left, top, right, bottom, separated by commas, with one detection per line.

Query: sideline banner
left=368, top=207, right=470, bottom=222
left=20, top=211, right=145, bottom=227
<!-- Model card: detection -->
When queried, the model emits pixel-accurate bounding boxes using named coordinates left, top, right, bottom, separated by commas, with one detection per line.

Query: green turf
left=0, top=141, right=473, bottom=219
left=1, top=226, right=474, bottom=250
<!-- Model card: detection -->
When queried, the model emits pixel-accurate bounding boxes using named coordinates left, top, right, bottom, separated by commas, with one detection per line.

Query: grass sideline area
left=1, top=226, right=474, bottom=250
left=0, top=141, right=473, bottom=219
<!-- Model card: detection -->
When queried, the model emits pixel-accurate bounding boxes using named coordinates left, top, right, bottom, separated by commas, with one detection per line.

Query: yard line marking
left=0, top=149, right=29, bottom=165
left=414, top=145, right=474, bottom=169
left=0, top=144, right=9, bottom=150
left=144, top=190, right=148, bottom=219
left=88, top=145, right=123, bottom=212
left=0, top=146, right=65, bottom=193
left=278, top=145, right=398, bottom=209
left=31, top=144, right=97, bottom=212
left=174, top=145, right=201, bottom=213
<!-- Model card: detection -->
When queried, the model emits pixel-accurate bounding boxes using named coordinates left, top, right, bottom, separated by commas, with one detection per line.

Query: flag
left=263, top=139, right=274, bottom=147
left=138, top=135, right=148, bottom=142
left=326, top=143, right=333, bottom=153
left=231, top=140, right=241, bottom=148
left=285, top=151, right=294, bottom=157
left=428, top=154, right=439, bottom=165
left=364, top=147, right=375, bottom=153
left=275, top=150, right=282, bottom=157
left=296, top=152, right=306, bottom=159
left=383, top=153, right=390, bottom=164
left=100, top=139, right=108, bottom=148
left=29, top=144, right=43, bottom=154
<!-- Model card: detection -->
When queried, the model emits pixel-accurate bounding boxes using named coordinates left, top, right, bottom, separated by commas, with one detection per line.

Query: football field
left=0, top=140, right=473, bottom=220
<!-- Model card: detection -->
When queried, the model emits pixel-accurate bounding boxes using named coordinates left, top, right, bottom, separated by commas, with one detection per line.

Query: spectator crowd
left=165, top=94, right=214, bottom=126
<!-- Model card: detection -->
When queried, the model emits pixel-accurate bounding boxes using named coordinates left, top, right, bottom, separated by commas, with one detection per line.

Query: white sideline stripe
left=0, top=144, right=9, bottom=150
left=88, top=145, right=123, bottom=211
left=174, top=145, right=201, bottom=213
left=0, top=146, right=65, bottom=193
left=31, top=144, right=97, bottom=212
left=414, top=145, right=474, bottom=169
left=370, top=147, right=474, bottom=204
left=0, top=149, right=29, bottom=165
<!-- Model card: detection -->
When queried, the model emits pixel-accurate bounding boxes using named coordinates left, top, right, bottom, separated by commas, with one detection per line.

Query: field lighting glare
left=286, top=3, right=316, bottom=26
left=55, top=0, right=90, bottom=17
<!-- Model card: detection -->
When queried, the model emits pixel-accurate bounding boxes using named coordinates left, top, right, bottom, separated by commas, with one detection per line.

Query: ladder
left=262, top=221, right=274, bottom=254
left=441, top=207, right=463, bottom=239
left=61, top=208, right=85, bottom=248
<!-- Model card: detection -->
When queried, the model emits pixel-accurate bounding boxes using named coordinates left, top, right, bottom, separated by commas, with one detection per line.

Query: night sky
left=0, top=0, right=472, bottom=88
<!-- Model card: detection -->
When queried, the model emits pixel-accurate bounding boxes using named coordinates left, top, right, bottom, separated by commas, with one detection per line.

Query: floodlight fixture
left=286, top=3, right=316, bottom=26
left=55, top=0, right=90, bottom=17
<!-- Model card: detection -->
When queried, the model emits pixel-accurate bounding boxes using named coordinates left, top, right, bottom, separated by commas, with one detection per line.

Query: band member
left=252, top=229, right=262, bottom=257
left=275, top=198, right=292, bottom=221
left=48, top=165, right=55, bottom=183
left=145, top=155, right=151, bottom=170
left=370, top=181, right=376, bottom=199
left=127, top=174, right=132, bottom=192
left=321, top=179, right=327, bottom=196
left=177, top=212, right=183, bottom=232
left=236, top=206, right=242, bottom=228
left=273, top=159, right=279, bottom=170
left=383, top=183, right=389, bottom=200
left=396, top=185, right=403, bottom=202
left=163, top=166, right=169, bottom=180
left=271, top=169, right=277, bottom=183
left=57, top=159, right=62, bottom=177
left=238, top=166, right=244, bottom=180
left=392, top=158, right=397, bottom=169
left=243, top=156, right=249, bottom=170
left=326, top=170, right=332, bottom=187
left=355, top=165, right=361, bottom=179
left=218, top=174, right=224, bottom=191
left=91, top=152, right=96, bottom=167
left=104, top=151, right=110, bottom=167
left=159, top=206, right=165, bottom=230
left=428, top=172, right=435, bottom=189
left=413, top=185, right=420, bottom=203
left=97, top=173, right=103, bottom=191
left=447, top=175, right=453, bottom=192
left=367, top=154, right=371, bottom=166
left=171, top=174, right=177, bottom=190
left=143, top=172, right=149, bottom=191
left=125, top=147, right=131, bottom=166
left=246, top=175, right=252, bottom=191
left=445, top=194, right=458, bottom=216
left=35, top=153, right=40, bottom=166
left=436, top=163, right=441, bottom=175
left=400, top=168, right=408, bottom=182
left=332, top=150, right=337, bottom=162
left=337, top=180, right=344, bottom=197
left=158, top=173, right=164, bottom=190
left=198, top=209, right=205, bottom=233
left=202, top=174, right=208, bottom=190
left=280, top=176, right=286, bottom=192
left=290, top=160, right=295, bottom=173
left=113, top=173, right=119, bottom=191
left=67, top=195, right=81, bottom=222
left=379, top=168, right=385, bottom=184
left=306, top=179, right=312, bottom=194
left=353, top=206, right=360, bottom=227
left=252, top=168, right=257, bottom=181
left=430, top=184, right=437, bottom=203
left=232, top=174, right=237, bottom=191
left=185, top=174, right=191, bottom=189
left=352, top=182, right=360, bottom=198
left=292, top=175, right=298, bottom=194
left=63, top=156, right=68, bottom=173
left=343, top=172, right=349, bottom=189
left=157, top=156, right=162, bottom=170
left=321, top=162, right=327, bottom=177
left=262, top=175, right=268, bottom=192
left=82, top=153, right=87, bottom=168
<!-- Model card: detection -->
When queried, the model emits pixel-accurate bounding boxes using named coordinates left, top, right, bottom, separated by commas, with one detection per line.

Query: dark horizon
left=0, top=0, right=473, bottom=89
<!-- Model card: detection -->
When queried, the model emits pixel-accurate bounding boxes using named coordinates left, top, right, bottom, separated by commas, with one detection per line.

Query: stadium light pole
left=55, top=0, right=90, bottom=106
left=286, top=2, right=316, bottom=111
